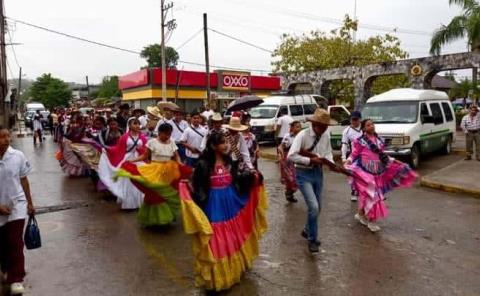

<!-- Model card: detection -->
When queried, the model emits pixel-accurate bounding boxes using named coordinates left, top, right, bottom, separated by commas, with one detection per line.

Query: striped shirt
left=461, top=113, right=480, bottom=132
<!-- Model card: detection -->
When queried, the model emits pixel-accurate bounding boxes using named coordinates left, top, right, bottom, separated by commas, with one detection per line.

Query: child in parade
left=241, top=115, right=259, bottom=169
left=278, top=120, right=302, bottom=203
left=0, top=125, right=35, bottom=295
left=180, top=111, right=207, bottom=168
left=98, top=118, right=147, bottom=210
left=121, top=123, right=186, bottom=226
left=179, top=131, right=267, bottom=291
left=345, top=119, right=417, bottom=232
left=100, top=118, right=123, bottom=147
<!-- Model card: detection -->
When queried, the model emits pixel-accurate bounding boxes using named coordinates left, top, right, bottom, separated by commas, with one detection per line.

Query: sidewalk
left=421, top=160, right=480, bottom=198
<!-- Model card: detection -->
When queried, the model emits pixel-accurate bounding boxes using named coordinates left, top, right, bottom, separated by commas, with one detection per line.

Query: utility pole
left=160, top=1, right=175, bottom=102
left=353, top=0, right=358, bottom=42
left=0, top=0, right=8, bottom=127
left=85, top=75, right=90, bottom=99
left=203, top=13, right=211, bottom=109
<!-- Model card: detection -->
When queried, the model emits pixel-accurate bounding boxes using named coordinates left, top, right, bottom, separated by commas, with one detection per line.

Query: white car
left=361, top=88, right=456, bottom=168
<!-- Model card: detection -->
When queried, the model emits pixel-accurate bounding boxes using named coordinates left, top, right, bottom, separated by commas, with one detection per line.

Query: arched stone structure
left=283, top=52, right=480, bottom=110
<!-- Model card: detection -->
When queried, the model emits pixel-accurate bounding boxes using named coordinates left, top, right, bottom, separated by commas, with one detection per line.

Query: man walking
left=32, top=110, right=43, bottom=146
left=341, top=111, right=363, bottom=201
left=288, top=108, right=338, bottom=253
left=275, top=108, right=293, bottom=144
left=460, top=105, right=480, bottom=161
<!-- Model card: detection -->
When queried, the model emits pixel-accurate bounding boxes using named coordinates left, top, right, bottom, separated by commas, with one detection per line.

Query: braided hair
left=361, top=119, right=390, bottom=165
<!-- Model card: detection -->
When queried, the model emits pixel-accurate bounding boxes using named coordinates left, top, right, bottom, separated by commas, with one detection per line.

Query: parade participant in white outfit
left=166, top=109, right=189, bottom=161
left=32, top=111, right=43, bottom=146
left=200, top=113, right=224, bottom=152
left=180, top=111, right=207, bottom=168
left=140, top=106, right=162, bottom=138
left=341, top=111, right=363, bottom=202
left=275, top=108, right=294, bottom=144
left=223, top=117, right=254, bottom=170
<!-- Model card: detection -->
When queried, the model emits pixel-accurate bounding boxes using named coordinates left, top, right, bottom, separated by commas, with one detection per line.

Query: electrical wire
left=175, top=28, right=203, bottom=51
left=208, top=28, right=273, bottom=54
left=7, top=17, right=142, bottom=55
left=6, top=27, right=21, bottom=68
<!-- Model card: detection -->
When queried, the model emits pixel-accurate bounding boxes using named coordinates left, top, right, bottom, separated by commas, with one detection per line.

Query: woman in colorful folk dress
left=118, top=123, right=189, bottom=227
left=345, top=119, right=418, bottom=232
left=277, top=120, right=302, bottom=203
left=58, top=115, right=90, bottom=177
left=98, top=118, right=147, bottom=209
left=179, top=131, right=268, bottom=291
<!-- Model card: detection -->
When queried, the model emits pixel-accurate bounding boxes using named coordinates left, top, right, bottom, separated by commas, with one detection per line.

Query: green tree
left=140, top=44, right=179, bottom=68
left=272, top=16, right=409, bottom=105
left=449, top=78, right=480, bottom=98
left=28, top=74, right=71, bottom=108
left=430, top=0, right=480, bottom=100
left=97, top=76, right=122, bottom=98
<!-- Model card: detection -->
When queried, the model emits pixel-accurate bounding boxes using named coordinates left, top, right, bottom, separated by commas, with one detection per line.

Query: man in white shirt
left=341, top=111, right=363, bottom=202
left=288, top=108, right=339, bottom=253
left=181, top=112, right=208, bottom=168
left=224, top=117, right=254, bottom=170
left=200, top=113, right=224, bottom=152
left=275, top=108, right=294, bottom=144
left=201, top=105, right=215, bottom=121
left=164, top=108, right=188, bottom=161
left=0, top=125, right=35, bottom=295
left=460, top=105, right=480, bottom=161
left=32, top=111, right=43, bottom=146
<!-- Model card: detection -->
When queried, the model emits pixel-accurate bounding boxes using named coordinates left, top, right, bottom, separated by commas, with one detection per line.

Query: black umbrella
left=227, top=95, right=263, bottom=112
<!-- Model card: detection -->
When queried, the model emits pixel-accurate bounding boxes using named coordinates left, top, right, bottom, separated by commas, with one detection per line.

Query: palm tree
left=430, top=0, right=480, bottom=101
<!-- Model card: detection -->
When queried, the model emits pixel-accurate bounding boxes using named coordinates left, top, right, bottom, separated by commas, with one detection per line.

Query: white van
left=361, top=88, right=456, bottom=168
left=249, top=95, right=350, bottom=142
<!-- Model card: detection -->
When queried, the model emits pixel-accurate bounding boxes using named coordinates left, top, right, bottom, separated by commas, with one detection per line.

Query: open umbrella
left=227, top=95, right=263, bottom=112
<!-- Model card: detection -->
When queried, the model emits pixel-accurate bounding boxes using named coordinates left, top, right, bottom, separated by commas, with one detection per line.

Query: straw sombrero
left=147, top=106, right=161, bottom=118
left=211, top=113, right=223, bottom=122
left=307, top=108, right=337, bottom=125
left=223, top=117, right=248, bottom=132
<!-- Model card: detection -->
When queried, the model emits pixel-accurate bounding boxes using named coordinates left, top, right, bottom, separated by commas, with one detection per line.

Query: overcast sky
left=5, top=0, right=469, bottom=84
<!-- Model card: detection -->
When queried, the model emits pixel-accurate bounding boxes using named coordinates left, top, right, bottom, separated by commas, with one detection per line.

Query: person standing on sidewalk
left=287, top=108, right=337, bottom=253
left=275, top=108, right=294, bottom=144
left=460, top=105, right=480, bottom=161
left=341, top=111, right=363, bottom=202
left=0, top=125, right=36, bottom=295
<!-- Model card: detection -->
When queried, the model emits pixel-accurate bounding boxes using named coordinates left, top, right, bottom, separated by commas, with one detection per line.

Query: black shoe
left=308, top=241, right=319, bottom=253
left=301, top=230, right=321, bottom=246
left=286, top=194, right=298, bottom=203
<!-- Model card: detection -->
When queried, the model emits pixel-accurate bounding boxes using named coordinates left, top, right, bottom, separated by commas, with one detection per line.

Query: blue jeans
left=186, top=157, right=199, bottom=168
left=176, top=143, right=186, bottom=162
left=296, top=167, right=324, bottom=242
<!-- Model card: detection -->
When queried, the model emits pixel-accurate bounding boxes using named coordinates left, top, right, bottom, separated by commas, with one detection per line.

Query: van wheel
left=441, top=135, right=452, bottom=155
left=409, top=144, right=420, bottom=169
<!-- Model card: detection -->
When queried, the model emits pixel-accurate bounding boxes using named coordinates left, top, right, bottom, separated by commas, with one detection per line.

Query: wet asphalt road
left=3, top=135, right=480, bottom=296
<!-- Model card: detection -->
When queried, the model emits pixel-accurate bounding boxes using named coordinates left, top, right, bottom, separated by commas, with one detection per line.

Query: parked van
left=361, top=88, right=456, bottom=168
left=249, top=94, right=350, bottom=142
left=25, top=102, right=46, bottom=112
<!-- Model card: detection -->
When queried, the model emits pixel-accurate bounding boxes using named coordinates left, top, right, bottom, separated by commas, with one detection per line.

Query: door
left=328, top=105, right=351, bottom=150
left=426, top=102, right=447, bottom=153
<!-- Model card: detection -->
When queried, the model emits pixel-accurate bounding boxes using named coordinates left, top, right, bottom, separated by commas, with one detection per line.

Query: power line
left=6, top=26, right=20, bottom=68
left=175, top=28, right=202, bottom=51
left=208, top=28, right=273, bottom=54
left=7, top=17, right=142, bottom=55
left=8, top=16, right=272, bottom=74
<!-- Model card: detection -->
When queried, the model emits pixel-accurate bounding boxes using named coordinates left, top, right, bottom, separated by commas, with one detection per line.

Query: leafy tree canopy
left=28, top=73, right=71, bottom=109
left=97, top=76, right=122, bottom=99
left=449, top=78, right=480, bottom=99
left=140, top=44, right=179, bottom=68
left=272, top=16, right=410, bottom=105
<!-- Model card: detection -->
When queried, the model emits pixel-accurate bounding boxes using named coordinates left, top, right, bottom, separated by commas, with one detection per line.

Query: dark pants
left=176, top=143, right=187, bottom=162
left=0, top=219, right=26, bottom=284
left=33, top=129, right=43, bottom=145
left=186, top=157, right=199, bottom=168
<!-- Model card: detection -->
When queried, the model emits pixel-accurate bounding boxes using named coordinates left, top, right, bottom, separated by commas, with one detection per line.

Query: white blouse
left=147, top=138, right=178, bottom=162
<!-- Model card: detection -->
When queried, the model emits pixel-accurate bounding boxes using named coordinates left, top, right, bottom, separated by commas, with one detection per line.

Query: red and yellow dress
left=117, top=138, right=191, bottom=226
left=179, top=164, right=268, bottom=291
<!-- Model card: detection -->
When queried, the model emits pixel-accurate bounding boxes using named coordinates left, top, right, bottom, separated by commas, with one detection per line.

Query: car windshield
left=362, top=101, right=419, bottom=123
left=250, top=105, right=279, bottom=119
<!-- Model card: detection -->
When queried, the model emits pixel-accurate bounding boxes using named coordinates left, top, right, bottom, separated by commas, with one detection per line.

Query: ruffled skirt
left=116, top=161, right=187, bottom=227
left=179, top=179, right=268, bottom=291
left=98, top=151, right=144, bottom=210
left=58, top=139, right=89, bottom=177
left=278, top=149, right=297, bottom=192
left=348, top=160, right=417, bottom=221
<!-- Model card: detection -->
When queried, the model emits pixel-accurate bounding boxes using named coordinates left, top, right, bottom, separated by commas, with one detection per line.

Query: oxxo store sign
left=217, top=71, right=251, bottom=92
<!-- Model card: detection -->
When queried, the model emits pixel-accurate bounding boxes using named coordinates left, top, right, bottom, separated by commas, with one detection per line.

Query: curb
left=259, top=151, right=342, bottom=162
left=420, top=177, right=480, bottom=198
left=452, top=149, right=466, bottom=156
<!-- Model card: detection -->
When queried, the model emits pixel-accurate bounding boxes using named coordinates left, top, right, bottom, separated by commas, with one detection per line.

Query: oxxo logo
left=222, top=74, right=249, bottom=89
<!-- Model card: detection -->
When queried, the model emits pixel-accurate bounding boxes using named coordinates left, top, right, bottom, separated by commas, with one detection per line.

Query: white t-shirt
left=167, top=119, right=189, bottom=143
left=276, top=115, right=294, bottom=139
left=180, top=125, right=207, bottom=159
left=0, top=147, right=32, bottom=226
left=147, top=138, right=178, bottom=162
left=201, top=110, right=214, bottom=120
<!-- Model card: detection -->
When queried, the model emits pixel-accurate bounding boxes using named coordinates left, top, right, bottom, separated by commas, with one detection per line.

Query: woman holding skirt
left=179, top=131, right=268, bottom=291
left=345, top=119, right=417, bottom=232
